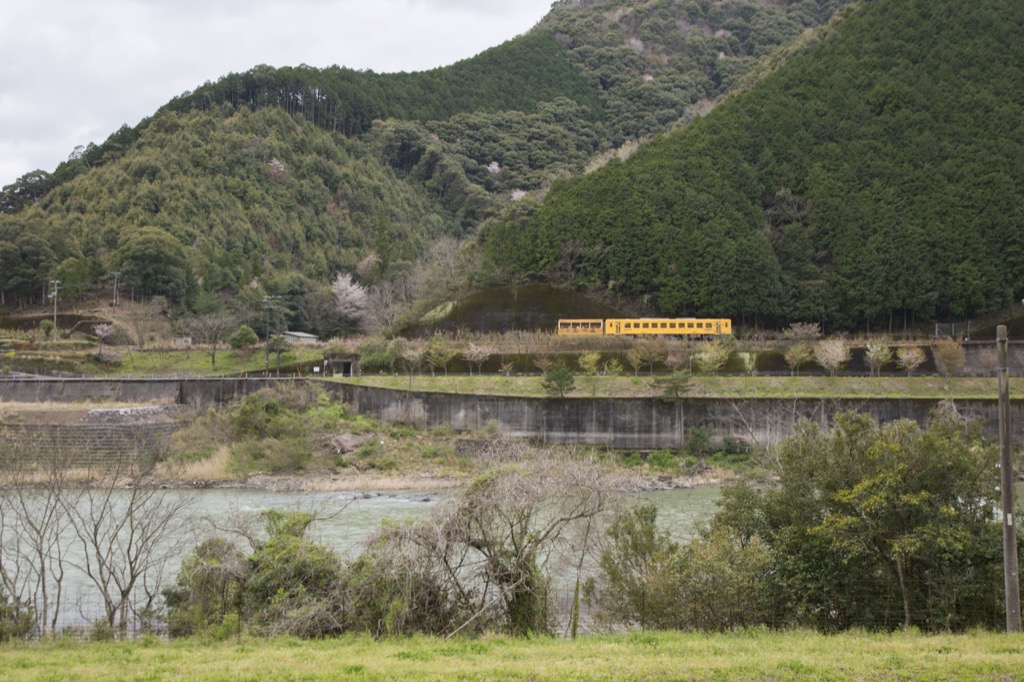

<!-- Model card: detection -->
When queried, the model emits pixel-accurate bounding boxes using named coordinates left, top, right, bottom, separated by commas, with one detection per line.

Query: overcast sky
left=0, top=0, right=555, bottom=185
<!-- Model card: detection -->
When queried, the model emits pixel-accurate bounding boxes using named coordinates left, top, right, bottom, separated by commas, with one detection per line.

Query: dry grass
left=159, top=446, right=236, bottom=483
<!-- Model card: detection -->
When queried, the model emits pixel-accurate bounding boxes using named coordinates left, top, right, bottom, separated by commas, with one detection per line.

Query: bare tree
left=117, top=298, right=169, bottom=349
left=814, top=338, right=850, bottom=377
left=462, top=343, right=491, bottom=376
left=783, top=341, right=814, bottom=376
left=533, top=355, right=554, bottom=377
left=896, top=346, right=926, bottom=376
left=782, top=322, right=821, bottom=340
left=94, top=323, right=115, bottom=360
left=362, top=275, right=421, bottom=333
left=0, top=446, right=75, bottom=636
left=437, top=453, right=622, bottom=636
left=61, top=452, right=197, bottom=634
left=398, top=341, right=427, bottom=387
left=664, top=351, right=687, bottom=373
left=864, top=342, right=893, bottom=377
left=2, top=429, right=196, bottom=637
left=183, top=311, right=237, bottom=370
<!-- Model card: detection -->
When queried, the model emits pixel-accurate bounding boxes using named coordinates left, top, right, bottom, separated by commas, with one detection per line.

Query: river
left=194, top=485, right=722, bottom=558
left=3, top=486, right=720, bottom=632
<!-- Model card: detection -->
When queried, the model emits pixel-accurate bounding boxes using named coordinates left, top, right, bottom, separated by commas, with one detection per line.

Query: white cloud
left=0, top=0, right=553, bottom=184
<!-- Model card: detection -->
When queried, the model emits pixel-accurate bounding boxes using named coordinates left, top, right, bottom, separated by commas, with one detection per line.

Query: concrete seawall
left=2, top=378, right=1021, bottom=451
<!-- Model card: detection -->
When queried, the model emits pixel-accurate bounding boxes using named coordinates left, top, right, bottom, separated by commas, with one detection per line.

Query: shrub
left=344, top=525, right=472, bottom=637
left=692, top=339, right=730, bottom=374
left=359, top=339, right=398, bottom=372
left=230, top=436, right=311, bottom=473
left=163, top=537, right=248, bottom=638
left=648, top=449, right=679, bottom=471
left=244, top=511, right=347, bottom=637
left=588, top=504, right=772, bottom=632
left=0, top=588, right=34, bottom=643
left=685, top=424, right=714, bottom=457
left=541, top=363, right=575, bottom=397
left=932, top=337, right=965, bottom=377
left=229, top=324, right=259, bottom=350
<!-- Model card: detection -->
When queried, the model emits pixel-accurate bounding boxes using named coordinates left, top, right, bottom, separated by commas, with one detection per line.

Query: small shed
left=280, top=331, right=319, bottom=345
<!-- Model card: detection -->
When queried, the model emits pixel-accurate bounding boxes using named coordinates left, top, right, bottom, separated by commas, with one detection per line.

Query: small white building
left=280, top=331, right=319, bottom=345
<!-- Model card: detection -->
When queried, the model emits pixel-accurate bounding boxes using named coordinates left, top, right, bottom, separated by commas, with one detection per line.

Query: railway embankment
left=2, top=377, right=1023, bottom=456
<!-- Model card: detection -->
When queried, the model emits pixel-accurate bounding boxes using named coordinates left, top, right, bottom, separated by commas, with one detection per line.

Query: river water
left=4, top=486, right=720, bottom=632
left=193, top=485, right=722, bottom=558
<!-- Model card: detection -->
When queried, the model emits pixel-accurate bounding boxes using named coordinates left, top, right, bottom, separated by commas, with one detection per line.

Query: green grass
left=340, top=374, right=1023, bottom=400
left=66, top=346, right=324, bottom=377
left=1, top=629, right=1022, bottom=680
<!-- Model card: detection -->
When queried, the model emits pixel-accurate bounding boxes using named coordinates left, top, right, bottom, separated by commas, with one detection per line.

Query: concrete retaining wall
left=331, top=383, right=1021, bottom=450
left=2, top=378, right=1021, bottom=451
left=0, top=377, right=297, bottom=409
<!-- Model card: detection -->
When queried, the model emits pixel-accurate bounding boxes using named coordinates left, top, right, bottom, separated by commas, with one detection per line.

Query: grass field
left=1, top=629, right=1022, bottom=681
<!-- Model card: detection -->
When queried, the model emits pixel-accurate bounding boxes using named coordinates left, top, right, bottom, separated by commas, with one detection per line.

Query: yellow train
left=557, top=318, right=732, bottom=336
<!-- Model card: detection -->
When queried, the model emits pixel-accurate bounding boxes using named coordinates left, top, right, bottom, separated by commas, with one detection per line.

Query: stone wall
left=0, top=422, right=177, bottom=468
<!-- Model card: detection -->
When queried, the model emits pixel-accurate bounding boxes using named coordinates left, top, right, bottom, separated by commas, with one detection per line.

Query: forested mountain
left=488, top=0, right=1024, bottom=332
left=3, top=0, right=934, bottom=336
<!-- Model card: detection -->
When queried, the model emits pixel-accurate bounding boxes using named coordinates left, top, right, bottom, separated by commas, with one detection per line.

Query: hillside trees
left=113, top=227, right=192, bottom=304
left=0, top=170, right=53, bottom=214
left=492, top=0, right=1024, bottom=331
left=0, top=230, right=56, bottom=307
left=8, top=106, right=450, bottom=320
left=537, top=0, right=854, bottom=144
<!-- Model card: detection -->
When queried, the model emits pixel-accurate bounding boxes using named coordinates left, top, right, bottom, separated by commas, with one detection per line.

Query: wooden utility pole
left=997, top=324, right=1021, bottom=632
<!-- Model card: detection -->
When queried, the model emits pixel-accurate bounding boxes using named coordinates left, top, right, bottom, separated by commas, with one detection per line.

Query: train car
left=556, top=318, right=732, bottom=336
left=604, top=318, right=731, bottom=336
left=556, top=319, right=605, bottom=335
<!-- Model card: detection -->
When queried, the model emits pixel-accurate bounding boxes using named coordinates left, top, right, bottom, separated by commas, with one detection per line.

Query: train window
left=660, top=323, right=667, bottom=329
left=687, top=323, right=694, bottom=329
left=642, top=322, right=649, bottom=329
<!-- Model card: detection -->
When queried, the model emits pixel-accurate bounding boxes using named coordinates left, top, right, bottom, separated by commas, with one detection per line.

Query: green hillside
left=488, top=0, right=1024, bottom=332
left=0, top=0, right=880, bottom=336
left=0, top=107, right=448, bottom=331
left=163, top=31, right=602, bottom=135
